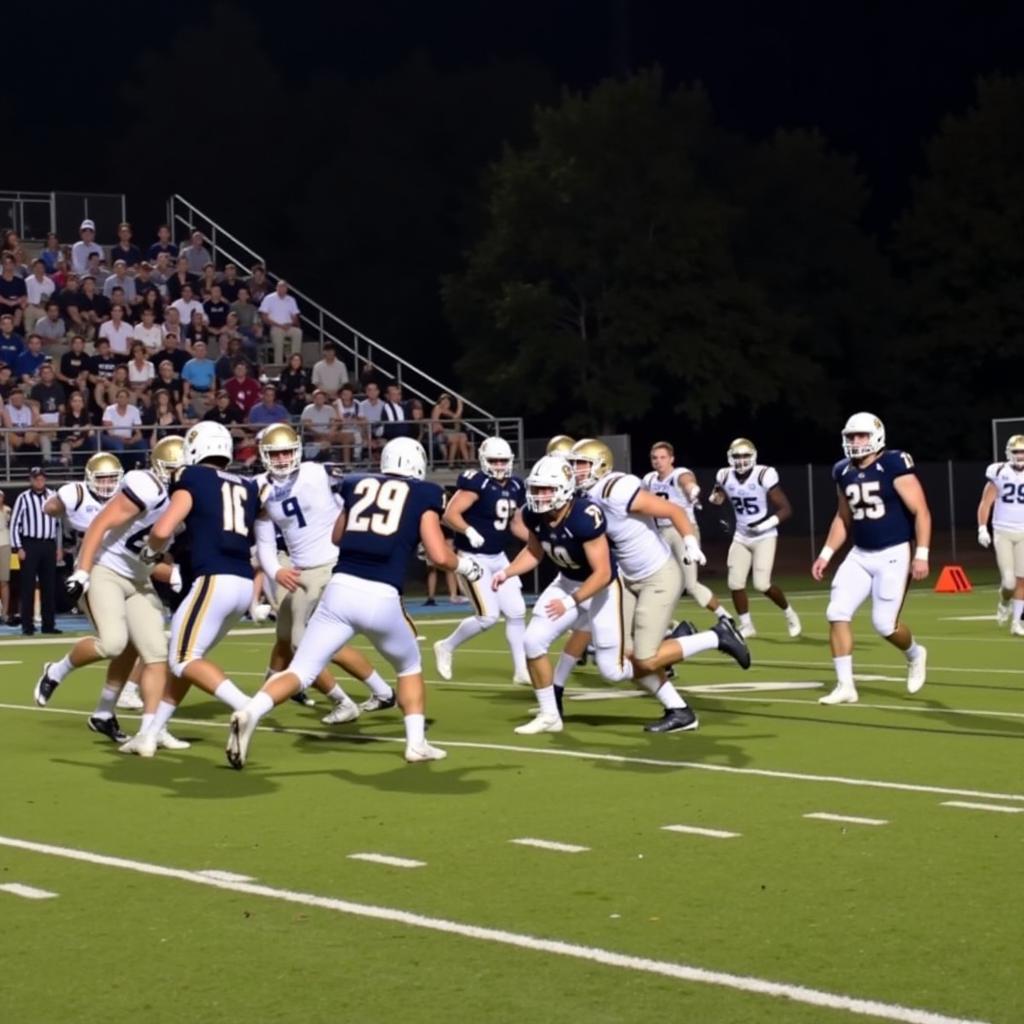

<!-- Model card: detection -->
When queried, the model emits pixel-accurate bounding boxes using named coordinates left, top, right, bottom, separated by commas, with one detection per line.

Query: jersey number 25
left=845, top=481, right=885, bottom=520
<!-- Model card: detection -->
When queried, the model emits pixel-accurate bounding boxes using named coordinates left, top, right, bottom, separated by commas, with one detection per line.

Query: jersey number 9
left=347, top=478, right=410, bottom=536
left=845, top=481, right=885, bottom=520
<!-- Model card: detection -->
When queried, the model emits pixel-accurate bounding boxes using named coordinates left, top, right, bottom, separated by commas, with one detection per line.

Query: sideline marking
left=0, top=834, right=990, bottom=1024
left=661, top=825, right=740, bottom=840
left=0, top=882, right=57, bottom=899
left=941, top=801, right=1024, bottom=815
left=804, top=813, right=888, bottom=827
left=347, top=853, right=426, bottom=869
left=509, top=838, right=589, bottom=854
left=3, top=702, right=1024, bottom=805
left=197, top=869, right=255, bottom=882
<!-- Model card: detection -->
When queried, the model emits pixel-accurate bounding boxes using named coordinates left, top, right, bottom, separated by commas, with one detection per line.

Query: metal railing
left=0, top=191, right=127, bottom=242
left=166, top=194, right=499, bottom=443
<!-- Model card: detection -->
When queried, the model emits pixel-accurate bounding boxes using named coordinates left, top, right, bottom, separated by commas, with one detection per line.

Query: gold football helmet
left=259, top=423, right=302, bottom=479
left=569, top=438, right=613, bottom=491
left=1006, top=434, right=1024, bottom=469
left=151, top=435, right=186, bottom=484
left=546, top=434, right=575, bottom=458
left=84, top=451, right=123, bottom=499
left=727, top=437, right=757, bottom=473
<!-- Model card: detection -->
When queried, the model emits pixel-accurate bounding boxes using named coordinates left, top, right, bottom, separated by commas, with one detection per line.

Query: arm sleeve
left=254, top=516, right=280, bottom=580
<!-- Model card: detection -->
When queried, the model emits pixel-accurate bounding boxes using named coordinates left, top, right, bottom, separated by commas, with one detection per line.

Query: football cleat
left=87, top=714, right=128, bottom=743
left=321, top=698, right=361, bottom=725
left=785, top=609, right=802, bottom=638
left=643, top=706, right=699, bottom=733
left=359, top=691, right=397, bottom=713
left=33, top=664, right=60, bottom=706
left=739, top=622, right=757, bottom=639
left=819, top=683, right=859, bottom=705
left=906, top=646, right=928, bottom=694
left=669, top=620, right=698, bottom=639
left=712, top=617, right=751, bottom=669
left=225, top=710, right=259, bottom=770
left=290, top=690, right=316, bottom=707
left=512, top=671, right=532, bottom=685
left=433, top=641, right=453, bottom=681
left=116, top=682, right=144, bottom=711
left=119, top=731, right=158, bottom=757
left=157, top=730, right=191, bottom=750
left=1011, top=621, right=1024, bottom=637
left=996, top=601, right=1011, bottom=626
left=404, top=741, right=448, bottom=763
left=513, top=711, right=563, bottom=735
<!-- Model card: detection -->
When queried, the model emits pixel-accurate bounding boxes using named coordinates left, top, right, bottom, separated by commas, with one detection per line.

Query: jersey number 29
left=347, top=478, right=410, bottom=536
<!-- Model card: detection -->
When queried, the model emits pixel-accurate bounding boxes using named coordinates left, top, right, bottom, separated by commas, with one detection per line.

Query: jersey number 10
left=222, top=482, right=249, bottom=535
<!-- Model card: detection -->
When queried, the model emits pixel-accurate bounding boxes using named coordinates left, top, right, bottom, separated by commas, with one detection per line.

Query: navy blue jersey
left=832, top=449, right=918, bottom=550
left=522, top=497, right=617, bottom=582
left=336, top=474, right=445, bottom=592
left=173, top=465, right=263, bottom=579
left=452, top=470, right=526, bottom=555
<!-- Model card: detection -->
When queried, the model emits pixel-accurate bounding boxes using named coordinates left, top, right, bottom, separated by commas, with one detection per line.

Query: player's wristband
left=914, top=546, right=929, bottom=561
left=818, top=545, right=835, bottom=564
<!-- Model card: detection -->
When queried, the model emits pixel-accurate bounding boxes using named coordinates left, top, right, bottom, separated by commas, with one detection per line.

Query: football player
left=39, top=438, right=189, bottom=753
left=812, top=412, right=931, bottom=704
left=643, top=441, right=730, bottom=621
left=130, top=421, right=267, bottom=751
left=253, top=423, right=396, bottom=722
left=226, top=437, right=483, bottom=768
left=433, top=436, right=530, bottom=684
left=977, top=434, right=1024, bottom=635
left=708, top=438, right=801, bottom=639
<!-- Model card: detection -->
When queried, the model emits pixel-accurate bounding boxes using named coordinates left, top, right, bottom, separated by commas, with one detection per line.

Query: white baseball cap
left=80, top=219, right=95, bottom=232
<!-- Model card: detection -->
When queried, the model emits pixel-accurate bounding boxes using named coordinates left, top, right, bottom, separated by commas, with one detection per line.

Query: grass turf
left=0, top=581, right=1022, bottom=1024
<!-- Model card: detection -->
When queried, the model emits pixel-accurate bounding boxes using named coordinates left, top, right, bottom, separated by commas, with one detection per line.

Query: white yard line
left=804, top=813, right=888, bottom=827
left=661, top=825, right=740, bottom=840
left=3, top=702, right=1023, bottom=804
left=940, top=801, right=1024, bottom=815
left=509, top=838, right=589, bottom=853
left=0, top=834, right=990, bottom=1024
left=347, top=853, right=426, bottom=868
left=196, top=869, right=256, bottom=882
left=0, top=882, right=58, bottom=899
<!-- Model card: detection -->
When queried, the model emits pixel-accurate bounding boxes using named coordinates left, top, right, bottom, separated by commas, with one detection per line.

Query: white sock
left=552, top=652, right=577, bottom=688
left=50, top=653, right=75, bottom=682
left=247, top=690, right=275, bottom=723
left=713, top=605, right=729, bottom=620
left=505, top=617, right=528, bottom=676
left=404, top=712, right=425, bottom=747
left=147, top=700, right=178, bottom=736
left=442, top=617, right=487, bottom=651
left=1014, top=599, right=1024, bottom=621
left=213, top=678, right=249, bottom=711
left=140, top=713, right=155, bottom=734
left=904, top=641, right=921, bottom=662
left=325, top=684, right=351, bottom=704
left=536, top=685, right=559, bottom=718
left=833, top=655, right=854, bottom=688
left=655, top=682, right=686, bottom=710
left=93, top=685, right=119, bottom=717
left=739, top=613, right=752, bottom=628
left=362, top=670, right=393, bottom=701
left=675, top=630, right=719, bottom=659
left=784, top=605, right=798, bottom=618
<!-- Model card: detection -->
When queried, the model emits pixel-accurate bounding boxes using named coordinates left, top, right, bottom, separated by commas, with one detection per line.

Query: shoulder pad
left=832, top=458, right=850, bottom=480
left=715, top=468, right=728, bottom=486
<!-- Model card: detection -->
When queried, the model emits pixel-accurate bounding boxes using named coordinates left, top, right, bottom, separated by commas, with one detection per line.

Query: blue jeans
left=103, top=434, right=149, bottom=470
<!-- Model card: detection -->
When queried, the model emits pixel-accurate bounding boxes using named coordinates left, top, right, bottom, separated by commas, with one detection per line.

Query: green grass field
left=1, top=580, right=1022, bottom=1024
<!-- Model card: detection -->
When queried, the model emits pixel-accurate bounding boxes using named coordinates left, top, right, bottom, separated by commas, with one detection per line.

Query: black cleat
left=41, top=628, right=63, bottom=635
left=33, top=663, right=60, bottom=706
left=664, top=665, right=676, bottom=680
left=644, top=706, right=699, bottom=733
left=290, top=691, right=316, bottom=707
left=712, top=617, right=751, bottom=670
left=669, top=620, right=699, bottom=639
left=88, top=714, right=128, bottom=743
left=359, top=691, right=397, bottom=713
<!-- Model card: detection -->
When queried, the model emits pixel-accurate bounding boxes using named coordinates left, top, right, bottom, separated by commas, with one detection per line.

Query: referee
left=11, top=467, right=62, bottom=636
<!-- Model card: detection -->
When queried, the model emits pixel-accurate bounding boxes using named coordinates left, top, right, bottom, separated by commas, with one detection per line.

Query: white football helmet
left=525, top=455, right=576, bottom=514
left=842, top=412, right=886, bottom=460
left=478, top=436, right=514, bottom=479
left=84, top=451, right=123, bottom=499
left=727, top=438, right=757, bottom=473
left=258, top=423, right=301, bottom=479
left=184, top=421, right=234, bottom=466
left=1006, top=434, right=1024, bottom=469
left=381, top=436, right=426, bottom=480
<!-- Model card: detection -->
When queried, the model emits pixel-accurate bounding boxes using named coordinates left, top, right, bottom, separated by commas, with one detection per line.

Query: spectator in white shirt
left=102, top=388, right=148, bottom=468
left=132, top=307, right=165, bottom=354
left=98, top=304, right=134, bottom=358
left=356, top=380, right=385, bottom=458
left=310, top=342, right=349, bottom=398
left=102, top=260, right=137, bottom=303
left=300, top=389, right=338, bottom=460
left=24, top=259, right=55, bottom=334
left=170, top=283, right=206, bottom=328
left=258, top=280, right=302, bottom=364
left=183, top=231, right=213, bottom=276
left=71, top=219, right=104, bottom=276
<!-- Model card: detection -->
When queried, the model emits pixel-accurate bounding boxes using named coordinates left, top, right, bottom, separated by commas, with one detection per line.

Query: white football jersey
left=716, top=465, right=780, bottom=541
left=642, top=467, right=698, bottom=527
left=589, top=472, right=670, bottom=580
left=57, top=482, right=107, bottom=534
left=986, top=462, right=1024, bottom=531
left=258, top=462, right=342, bottom=569
left=96, top=469, right=169, bottom=580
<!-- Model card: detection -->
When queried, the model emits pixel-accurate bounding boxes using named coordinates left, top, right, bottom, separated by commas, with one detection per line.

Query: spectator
left=102, top=260, right=137, bottom=304
left=380, top=382, right=416, bottom=440
left=333, top=384, right=365, bottom=465
left=181, top=340, right=216, bottom=411
left=150, top=252, right=173, bottom=296
left=4, top=389, right=41, bottom=463
left=0, top=365, right=13, bottom=402
left=218, top=311, right=251, bottom=359
left=230, top=285, right=262, bottom=353
left=184, top=309, right=212, bottom=348
left=0, top=252, right=28, bottom=328
left=410, top=398, right=445, bottom=461
left=88, top=338, right=119, bottom=410
left=246, top=263, right=269, bottom=303
left=0, top=228, right=17, bottom=257
left=214, top=336, right=255, bottom=383
left=198, top=262, right=218, bottom=300
left=151, top=332, right=189, bottom=377
left=40, top=233, right=62, bottom=275
left=150, top=360, right=184, bottom=416
left=107, top=285, right=129, bottom=321
left=277, top=352, right=311, bottom=415
left=60, top=389, right=96, bottom=465
left=138, top=284, right=165, bottom=323
left=204, top=389, right=244, bottom=431
left=170, top=282, right=204, bottom=326
left=0, top=490, right=9, bottom=621
left=57, top=274, right=86, bottom=338
left=203, top=284, right=230, bottom=348
left=29, top=362, right=65, bottom=462
left=34, top=302, right=68, bottom=354
left=357, top=380, right=385, bottom=457
left=15, top=335, right=47, bottom=386
left=146, top=224, right=178, bottom=262
left=433, top=392, right=471, bottom=463
left=132, top=262, right=160, bottom=307
left=0, top=313, right=25, bottom=365
left=24, top=259, right=55, bottom=334
left=58, top=335, right=90, bottom=393
left=247, top=384, right=290, bottom=430
left=182, top=231, right=213, bottom=276
left=132, top=306, right=165, bottom=354
left=102, top=388, right=148, bottom=467
left=110, top=221, right=142, bottom=268
left=219, top=263, right=242, bottom=301
left=162, top=307, right=185, bottom=348
left=127, top=341, right=156, bottom=403
left=311, top=342, right=349, bottom=398
left=142, top=388, right=181, bottom=444
left=84, top=251, right=110, bottom=290
left=359, top=359, right=389, bottom=392
left=259, top=280, right=302, bottom=364
left=70, top=219, right=103, bottom=275
left=76, top=276, right=107, bottom=336
left=50, top=257, right=71, bottom=291
left=225, top=360, right=261, bottom=417
left=99, top=303, right=134, bottom=359
left=300, top=389, right=337, bottom=460
left=166, top=255, right=198, bottom=301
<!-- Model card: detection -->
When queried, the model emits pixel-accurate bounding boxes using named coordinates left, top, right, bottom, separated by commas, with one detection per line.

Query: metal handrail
left=0, top=190, right=127, bottom=242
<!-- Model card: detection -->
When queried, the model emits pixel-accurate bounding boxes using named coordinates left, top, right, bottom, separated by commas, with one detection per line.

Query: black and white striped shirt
left=10, top=487, right=59, bottom=547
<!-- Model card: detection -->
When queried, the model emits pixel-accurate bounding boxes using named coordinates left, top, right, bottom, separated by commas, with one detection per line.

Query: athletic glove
left=682, top=534, right=707, bottom=566
left=977, top=525, right=992, bottom=549
left=464, top=527, right=485, bottom=550
left=456, top=554, right=484, bottom=582
left=169, top=564, right=183, bottom=593
left=138, top=543, right=163, bottom=566
left=65, top=569, right=90, bottom=603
